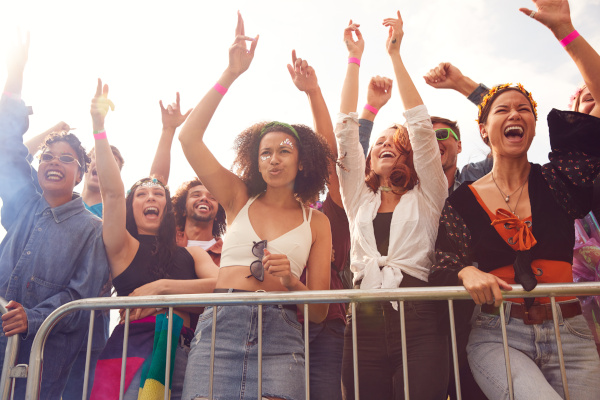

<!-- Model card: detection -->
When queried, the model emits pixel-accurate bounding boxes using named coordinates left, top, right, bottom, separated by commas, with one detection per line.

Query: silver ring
left=529, top=10, right=536, bottom=19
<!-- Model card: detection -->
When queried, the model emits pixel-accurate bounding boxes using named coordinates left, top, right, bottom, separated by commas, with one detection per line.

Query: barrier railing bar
left=209, top=307, right=217, bottom=400
left=119, top=309, right=130, bottom=400
left=399, top=301, right=409, bottom=399
left=303, top=303, right=310, bottom=400
left=447, top=300, right=462, bottom=400
left=82, top=309, right=95, bottom=400
left=550, top=297, right=569, bottom=399
left=257, top=304, right=263, bottom=400
left=164, top=307, right=174, bottom=400
left=22, top=283, right=600, bottom=400
left=351, top=302, right=359, bottom=400
left=0, top=298, right=20, bottom=400
left=499, top=302, right=514, bottom=400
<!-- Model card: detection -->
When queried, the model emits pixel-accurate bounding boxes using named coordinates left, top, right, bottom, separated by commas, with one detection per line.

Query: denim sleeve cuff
left=22, top=308, right=41, bottom=340
left=467, top=83, right=490, bottom=106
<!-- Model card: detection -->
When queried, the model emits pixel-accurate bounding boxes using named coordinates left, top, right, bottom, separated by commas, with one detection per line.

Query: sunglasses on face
left=247, top=239, right=267, bottom=282
left=39, top=152, right=82, bottom=167
left=435, top=128, right=459, bottom=142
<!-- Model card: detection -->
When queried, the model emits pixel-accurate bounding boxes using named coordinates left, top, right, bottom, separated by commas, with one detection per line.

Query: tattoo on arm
left=392, top=38, right=397, bottom=44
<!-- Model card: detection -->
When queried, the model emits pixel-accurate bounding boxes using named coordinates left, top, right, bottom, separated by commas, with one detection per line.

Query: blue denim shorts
left=181, top=304, right=305, bottom=400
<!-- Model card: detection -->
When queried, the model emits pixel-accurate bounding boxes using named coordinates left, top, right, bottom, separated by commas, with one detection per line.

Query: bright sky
left=0, top=0, right=599, bottom=242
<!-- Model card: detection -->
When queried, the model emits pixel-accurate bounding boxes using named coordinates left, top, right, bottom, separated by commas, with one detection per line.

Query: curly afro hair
left=172, top=178, right=226, bottom=238
left=232, top=122, right=336, bottom=204
left=40, top=132, right=91, bottom=181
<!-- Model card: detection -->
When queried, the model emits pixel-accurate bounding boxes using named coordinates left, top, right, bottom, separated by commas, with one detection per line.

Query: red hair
left=364, top=125, right=418, bottom=194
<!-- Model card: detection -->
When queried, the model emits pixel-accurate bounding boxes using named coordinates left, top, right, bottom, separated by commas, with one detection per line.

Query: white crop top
left=220, top=196, right=313, bottom=278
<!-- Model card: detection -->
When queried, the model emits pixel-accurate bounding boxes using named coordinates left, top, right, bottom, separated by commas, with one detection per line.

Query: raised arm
left=359, top=76, right=393, bottom=156
left=383, top=11, right=422, bottom=110
left=179, top=12, right=258, bottom=216
left=90, top=79, right=136, bottom=276
left=340, top=20, right=363, bottom=115
left=287, top=50, right=344, bottom=206
left=149, top=92, right=192, bottom=185
left=24, top=121, right=71, bottom=156
left=521, top=0, right=600, bottom=117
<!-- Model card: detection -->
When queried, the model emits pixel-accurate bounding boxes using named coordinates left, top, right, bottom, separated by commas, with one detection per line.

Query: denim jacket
left=0, top=95, right=109, bottom=399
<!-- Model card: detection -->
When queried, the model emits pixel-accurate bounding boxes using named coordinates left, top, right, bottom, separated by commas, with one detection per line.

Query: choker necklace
left=491, top=172, right=528, bottom=217
left=379, top=186, right=393, bottom=192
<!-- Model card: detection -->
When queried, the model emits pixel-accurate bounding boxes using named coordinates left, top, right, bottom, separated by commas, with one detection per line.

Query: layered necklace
left=491, top=172, right=529, bottom=218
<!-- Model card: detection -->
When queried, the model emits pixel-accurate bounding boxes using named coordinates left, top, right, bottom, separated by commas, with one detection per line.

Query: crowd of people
left=1, top=1, right=599, bottom=399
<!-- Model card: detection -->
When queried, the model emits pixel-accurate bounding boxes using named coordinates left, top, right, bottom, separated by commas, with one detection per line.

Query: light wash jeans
left=467, top=302, right=600, bottom=400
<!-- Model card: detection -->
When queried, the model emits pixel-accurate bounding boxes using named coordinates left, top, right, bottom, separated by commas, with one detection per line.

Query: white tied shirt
left=335, top=105, right=448, bottom=297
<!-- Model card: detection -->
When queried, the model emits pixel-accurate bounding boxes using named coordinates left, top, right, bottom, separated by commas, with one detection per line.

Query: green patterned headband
left=259, top=121, right=301, bottom=143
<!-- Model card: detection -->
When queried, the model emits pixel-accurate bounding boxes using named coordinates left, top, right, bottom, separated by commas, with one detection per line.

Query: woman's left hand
left=160, top=92, right=192, bottom=131
left=128, top=280, right=165, bottom=297
left=383, top=11, right=404, bottom=56
left=520, top=0, right=574, bottom=38
left=263, top=249, right=298, bottom=289
left=287, top=50, right=319, bottom=94
left=119, top=307, right=158, bottom=324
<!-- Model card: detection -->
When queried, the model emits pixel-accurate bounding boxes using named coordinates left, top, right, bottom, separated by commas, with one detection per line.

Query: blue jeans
left=467, top=302, right=600, bottom=400
left=182, top=304, right=305, bottom=400
left=305, top=319, right=345, bottom=400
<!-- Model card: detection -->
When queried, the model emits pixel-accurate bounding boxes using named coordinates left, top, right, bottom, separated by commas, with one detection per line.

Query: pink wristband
left=213, top=83, right=228, bottom=96
left=93, top=130, right=107, bottom=140
left=3, top=91, right=21, bottom=100
left=348, top=57, right=361, bottom=66
left=364, top=104, right=379, bottom=115
left=560, top=30, right=580, bottom=47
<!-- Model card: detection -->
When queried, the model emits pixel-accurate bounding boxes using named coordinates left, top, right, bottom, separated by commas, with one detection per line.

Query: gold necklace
left=491, top=172, right=528, bottom=218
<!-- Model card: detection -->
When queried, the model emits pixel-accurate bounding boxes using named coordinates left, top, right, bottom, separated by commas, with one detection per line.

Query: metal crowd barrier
left=0, top=298, right=23, bottom=400
left=8, top=282, right=600, bottom=400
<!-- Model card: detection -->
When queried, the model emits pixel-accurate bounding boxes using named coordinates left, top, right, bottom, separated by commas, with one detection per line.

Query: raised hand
left=90, top=78, right=115, bottom=131
left=287, top=50, right=319, bottom=94
left=519, top=0, right=574, bottom=38
left=263, top=249, right=298, bottom=290
left=423, top=62, right=465, bottom=90
left=227, top=11, right=259, bottom=78
left=7, top=30, right=29, bottom=76
left=367, top=76, right=393, bottom=110
left=343, top=20, right=364, bottom=59
left=383, top=11, right=404, bottom=55
left=160, top=92, right=193, bottom=131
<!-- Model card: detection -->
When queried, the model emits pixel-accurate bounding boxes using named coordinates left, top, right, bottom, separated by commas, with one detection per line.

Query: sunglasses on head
left=435, top=128, right=459, bottom=142
left=39, top=152, right=82, bottom=167
left=247, top=239, right=267, bottom=282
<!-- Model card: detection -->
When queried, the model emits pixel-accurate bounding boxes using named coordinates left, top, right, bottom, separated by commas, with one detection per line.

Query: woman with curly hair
left=429, top=1, right=600, bottom=398
left=178, top=12, right=333, bottom=400
left=336, top=13, right=449, bottom=400
left=88, top=82, right=218, bottom=400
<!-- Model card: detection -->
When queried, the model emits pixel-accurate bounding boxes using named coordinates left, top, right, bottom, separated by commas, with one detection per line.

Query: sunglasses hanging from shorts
left=247, top=239, right=268, bottom=282
left=39, top=152, right=82, bottom=167
left=435, top=128, right=459, bottom=141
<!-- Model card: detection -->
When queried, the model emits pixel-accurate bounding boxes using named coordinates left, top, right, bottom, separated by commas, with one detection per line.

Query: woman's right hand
left=90, top=78, right=115, bottom=132
left=458, top=265, right=512, bottom=307
left=343, top=20, right=364, bottom=59
left=226, top=11, right=259, bottom=79
left=366, top=76, right=393, bottom=110
left=383, top=11, right=404, bottom=56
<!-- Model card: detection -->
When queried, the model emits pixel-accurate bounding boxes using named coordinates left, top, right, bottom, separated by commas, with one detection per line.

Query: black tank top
left=113, top=235, right=196, bottom=296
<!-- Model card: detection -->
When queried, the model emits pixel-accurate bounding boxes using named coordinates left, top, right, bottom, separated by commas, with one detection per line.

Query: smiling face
left=578, top=86, right=595, bottom=115
left=479, top=90, right=536, bottom=158
left=38, top=141, right=82, bottom=199
left=369, top=127, right=407, bottom=179
left=434, top=122, right=462, bottom=172
left=131, top=185, right=167, bottom=235
left=185, top=184, right=219, bottom=224
left=257, top=131, right=302, bottom=188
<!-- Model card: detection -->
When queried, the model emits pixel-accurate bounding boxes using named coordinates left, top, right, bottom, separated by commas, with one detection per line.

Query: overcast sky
left=1, top=0, right=599, bottom=242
